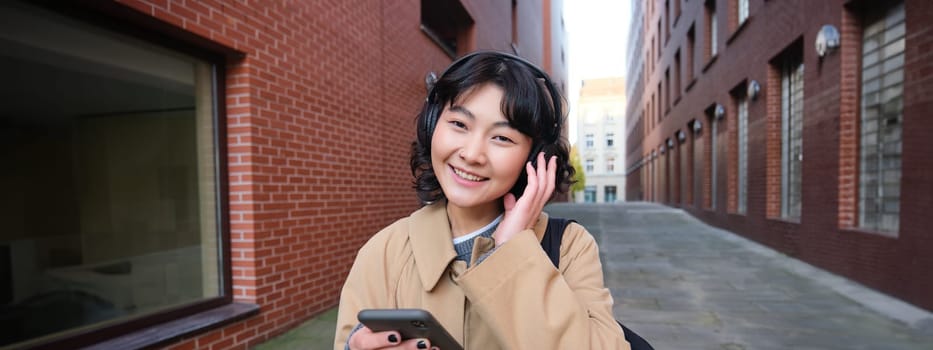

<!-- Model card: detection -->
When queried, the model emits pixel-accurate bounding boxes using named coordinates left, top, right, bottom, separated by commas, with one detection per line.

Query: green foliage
left=569, top=145, right=586, bottom=193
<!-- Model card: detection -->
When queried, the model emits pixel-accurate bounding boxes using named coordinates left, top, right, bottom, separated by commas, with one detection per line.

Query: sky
left=563, top=0, right=631, bottom=144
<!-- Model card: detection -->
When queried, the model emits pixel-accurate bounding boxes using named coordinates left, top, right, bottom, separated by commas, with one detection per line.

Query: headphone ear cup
left=428, top=104, right=440, bottom=135
left=419, top=96, right=442, bottom=144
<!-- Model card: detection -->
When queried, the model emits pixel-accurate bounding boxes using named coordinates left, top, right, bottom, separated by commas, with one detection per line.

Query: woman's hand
left=494, top=152, right=557, bottom=246
left=348, top=326, right=438, bottom=350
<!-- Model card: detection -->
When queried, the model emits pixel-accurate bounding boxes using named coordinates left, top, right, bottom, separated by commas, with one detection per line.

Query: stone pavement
left=256, top=202, right=933, bottom=349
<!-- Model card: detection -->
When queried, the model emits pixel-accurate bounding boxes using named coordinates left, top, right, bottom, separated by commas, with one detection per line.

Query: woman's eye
left=493, top=135, right=515, bottom=143
left=449, top=120, right=467, bottom=129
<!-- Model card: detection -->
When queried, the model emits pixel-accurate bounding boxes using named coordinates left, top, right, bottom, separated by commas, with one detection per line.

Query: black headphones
left=418, top=50, right=565, bottom=144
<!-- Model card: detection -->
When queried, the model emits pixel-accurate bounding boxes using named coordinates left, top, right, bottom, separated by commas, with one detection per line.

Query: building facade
left=575, top=77, right=627, bottom=203
left=625, top=0, right=933, bottom=312
left=0, top=0, right=565, bottom=348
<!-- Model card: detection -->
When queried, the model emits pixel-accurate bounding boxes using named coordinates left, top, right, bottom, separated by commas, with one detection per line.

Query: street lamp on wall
left=677, top=130, right=686, bottom=142
left=714, top=103, right=725, bottom=120
left=693, top=120, right=702, bottom=133
left=815, top=25, right=841, bottom=58
left=747, top=80, right=761, bottom=101
left=667, top=138, right=674, bottom=148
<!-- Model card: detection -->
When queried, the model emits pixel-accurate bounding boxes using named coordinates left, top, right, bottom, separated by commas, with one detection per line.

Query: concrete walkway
left=257, top=202, right=933, bottom=349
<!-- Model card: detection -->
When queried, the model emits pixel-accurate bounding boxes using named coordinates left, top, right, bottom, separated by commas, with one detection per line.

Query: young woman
left=334, top=51, right=628, bottom=350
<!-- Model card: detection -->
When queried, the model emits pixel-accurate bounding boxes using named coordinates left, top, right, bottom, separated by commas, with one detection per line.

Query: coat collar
left=408, top=200, right=551, bottom=292
left=409, top=201, right=458, bottom=292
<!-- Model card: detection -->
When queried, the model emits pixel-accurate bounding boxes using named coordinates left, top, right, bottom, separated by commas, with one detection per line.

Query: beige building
left=575, top=77, right=626, bottom=203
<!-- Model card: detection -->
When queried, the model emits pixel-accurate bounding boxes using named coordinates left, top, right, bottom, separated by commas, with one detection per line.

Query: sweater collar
left=408, top=200, right=552, bottom=292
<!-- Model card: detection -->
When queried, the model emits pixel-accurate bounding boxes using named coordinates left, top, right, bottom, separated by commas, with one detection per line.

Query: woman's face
left=431, top=83, right=533, bottom=212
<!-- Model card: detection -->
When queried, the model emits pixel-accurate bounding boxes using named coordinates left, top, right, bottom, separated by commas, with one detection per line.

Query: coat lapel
left=407, top=201, right=466, bottom=343
left=408, top=202, right=457, bottom=292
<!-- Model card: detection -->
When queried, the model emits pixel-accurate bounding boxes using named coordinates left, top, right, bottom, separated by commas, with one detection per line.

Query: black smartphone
left=357, top=309, right=463, bottom=350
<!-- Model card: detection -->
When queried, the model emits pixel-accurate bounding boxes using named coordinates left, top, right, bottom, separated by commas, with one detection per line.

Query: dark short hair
left=410, top=51, right=575, bottom=204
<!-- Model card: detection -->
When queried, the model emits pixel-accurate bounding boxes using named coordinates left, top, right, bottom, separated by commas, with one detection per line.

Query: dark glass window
left=0, top=2, right=223, bottom=347
left=421, top=0, right=474, bottom=58
left=859, top=2, right=904, bottom=233
left=605, top=186, right=617, bottom=203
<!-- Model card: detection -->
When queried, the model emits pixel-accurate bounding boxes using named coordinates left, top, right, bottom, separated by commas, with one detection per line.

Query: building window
left=693, top=121, right=703, bottom=207
left=859, top=2, right=904, bottom=233
left=707, top=107, right=719, bottom=210
left=781, top=56, right=804, bottom=219
left=706, top=0, right=718, bottom=59
left=585, top=159, right=594, bottom=173
left=585, top=133, right=594, bottom=148
left=682, top=131, right=692, bottom=205
left=657, top=82, right=662, bottom=121
left=675, top=0, right=682, bottom=23
left=657, top=20, right=662, bottom=60
left=607, top=157, right=615, bottom=173
left=687, top=24, right=696, bottom=80
left=674, top=50, right=682, bottom=101
left=738, top=0, right=749, bottom=26
left=606, top=133, right=615, bottom=147
left=668, top=149, right=674, bottom=203
left=664, top=0, right=671, bottom=42
left=584, top=186, right=597, bottom=203
left=605, top=186, right=618, bottom=203
left=421, top=0, right=474, bottom=58
left=737, top=95, right=749, bottom=214
left=1, top=2, right=224, bottom=347
left=664, top=68, right=671, bottom=111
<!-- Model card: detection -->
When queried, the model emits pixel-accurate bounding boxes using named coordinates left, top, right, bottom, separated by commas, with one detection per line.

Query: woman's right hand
left=494, top=152, right=557, bottom=246
left=348, top=326, right=438, bottom=350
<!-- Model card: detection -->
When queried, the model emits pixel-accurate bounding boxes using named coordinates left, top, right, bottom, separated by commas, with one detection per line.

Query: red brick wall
left=78, top=0, right=559, bottom=349
left=628, top=0, right=933, bottom=312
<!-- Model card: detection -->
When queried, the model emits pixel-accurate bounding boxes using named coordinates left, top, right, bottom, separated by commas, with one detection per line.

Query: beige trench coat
left=334, top=202, right=630, bottom=349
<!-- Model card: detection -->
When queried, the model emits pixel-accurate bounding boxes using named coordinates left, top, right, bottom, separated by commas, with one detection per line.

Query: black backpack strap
left=619, top=322, right=655, bottom=350
left=541, top=217, right=574, bottom=268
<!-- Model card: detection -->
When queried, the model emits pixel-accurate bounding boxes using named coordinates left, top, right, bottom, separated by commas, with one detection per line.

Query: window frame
left=706, top=0, right=718, bottom=59
left=737, top=94, right=748, bottom=214
left=605, top=185, right=618, bottom=203
left=780, top=58, right=804, bottom=220
left=857, top=1, right=905, bottom=234
left=709, top=111, right=718, bottom=210
left=420, top=0, right=475, bottom=59
left=5, top=2, right=244, bottom=348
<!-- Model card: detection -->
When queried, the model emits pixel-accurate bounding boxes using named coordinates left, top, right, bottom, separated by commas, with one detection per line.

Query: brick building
left=0, top=0, right=566, bottom=348
left=625, top=0, right=933, bottom=312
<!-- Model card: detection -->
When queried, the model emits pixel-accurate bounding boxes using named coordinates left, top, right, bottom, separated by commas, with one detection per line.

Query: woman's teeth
left=454, top=167, right=484, bottom=181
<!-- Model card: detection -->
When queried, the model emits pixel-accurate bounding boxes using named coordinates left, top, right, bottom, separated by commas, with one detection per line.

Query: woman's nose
left=458, top=137, right=487, bottom=164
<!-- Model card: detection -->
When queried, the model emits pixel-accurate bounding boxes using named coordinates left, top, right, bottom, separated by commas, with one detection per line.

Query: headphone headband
left=439, top=50, right=552, bottom=84
left=423, top=50, right=564, bottom=142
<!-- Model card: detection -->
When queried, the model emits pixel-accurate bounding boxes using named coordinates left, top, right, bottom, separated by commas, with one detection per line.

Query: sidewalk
left=256, top=202, right=933, bottom=349
left=254, top=307, right=337, bottom=350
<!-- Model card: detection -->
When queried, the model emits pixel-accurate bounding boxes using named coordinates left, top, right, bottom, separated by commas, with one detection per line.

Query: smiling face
left=431, top=83, right=532, bottom=214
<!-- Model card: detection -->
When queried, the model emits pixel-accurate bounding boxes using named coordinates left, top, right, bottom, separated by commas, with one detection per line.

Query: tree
left=569, top=145, right=586, bottom=196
